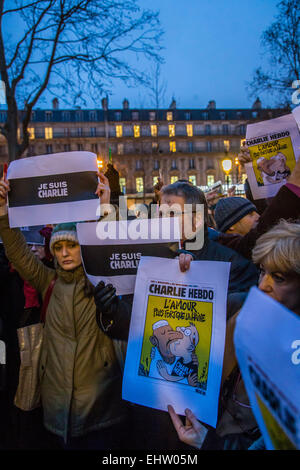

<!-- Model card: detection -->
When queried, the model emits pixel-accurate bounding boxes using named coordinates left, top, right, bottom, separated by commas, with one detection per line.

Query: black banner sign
left=81, top=243, right=177, bottom=276
left=9, top=171, right=98, bottom=207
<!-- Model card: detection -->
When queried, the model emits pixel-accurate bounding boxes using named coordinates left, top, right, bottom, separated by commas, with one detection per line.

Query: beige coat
left=0, top=215, right=127, bottom=442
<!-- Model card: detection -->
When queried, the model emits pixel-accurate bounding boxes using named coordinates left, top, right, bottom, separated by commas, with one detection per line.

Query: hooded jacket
left=0, top=214, right=127, bottom=442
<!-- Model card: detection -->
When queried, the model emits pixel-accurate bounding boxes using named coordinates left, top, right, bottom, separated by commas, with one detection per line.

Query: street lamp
left=97, top=158, right=104, bottom=170
left=234, top=156, right=240, bottom=184
left=221, top=158, right=232, bottom=190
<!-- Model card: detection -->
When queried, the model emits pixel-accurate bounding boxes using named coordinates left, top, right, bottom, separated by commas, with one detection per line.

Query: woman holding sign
left=0, top=173, right=128, bottom=450
left=168, top=219, right=300, bottom=450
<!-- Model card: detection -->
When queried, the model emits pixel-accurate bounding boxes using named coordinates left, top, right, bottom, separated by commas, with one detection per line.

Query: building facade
left=0, top=98, right=287, bottom=199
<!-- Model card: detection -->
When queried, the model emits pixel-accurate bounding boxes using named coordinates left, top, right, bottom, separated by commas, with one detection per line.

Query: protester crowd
left=0, top=140, right=299, bottom=452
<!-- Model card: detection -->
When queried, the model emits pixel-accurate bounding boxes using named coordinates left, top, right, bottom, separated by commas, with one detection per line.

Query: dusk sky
left=108, top=0, right=281, bottom=110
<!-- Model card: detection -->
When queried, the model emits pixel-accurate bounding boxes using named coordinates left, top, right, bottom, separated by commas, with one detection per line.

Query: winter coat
left=0, top=214, right=127, bottom=442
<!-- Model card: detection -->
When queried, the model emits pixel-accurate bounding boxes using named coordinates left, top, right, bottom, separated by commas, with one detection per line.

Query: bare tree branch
left=248, top=0, right=300, bottom=106
left=0, top=0, right=163, bottom=160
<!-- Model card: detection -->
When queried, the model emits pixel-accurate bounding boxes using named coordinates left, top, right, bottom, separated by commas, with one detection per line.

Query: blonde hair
left=252, top=219, right=300, bottom=275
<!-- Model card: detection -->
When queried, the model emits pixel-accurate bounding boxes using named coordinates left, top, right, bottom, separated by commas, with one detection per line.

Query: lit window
left=170, top=176, right=178, bottom=184
left=166, top=112, right=173, bottom=121
left=136, top=177, right=144, bottom=193
left=240, top=139, right=246, bottom=147
left=117, top=143, right=124, bottom=155
left=170, top=141, right=176, bottom=152
left=45, top=127, right=53, bottom=139
left=207, top=175, right=215, bottom=186
left=134, top=125, right=140, bottom=138
left=169, top=124, right=175, bottom=137
left=116, top=125, right=123, bottom=138
left=151, top=124, right=157, bottom=137
left=189, top=175, right=196, bottom=185
left=153, top=176, right=159, bottom=186
left=224, top=140, right=230, bottom=152
left=28, top=127, right=35, bottom=140
left=186, top=124, right=193, bottom=137
left=152, top=142, right=158, bottom=151
left=119, top=177, right=126, bottom=194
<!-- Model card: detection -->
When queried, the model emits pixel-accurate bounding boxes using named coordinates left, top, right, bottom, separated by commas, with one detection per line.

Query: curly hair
left=252, top=219, right=300, bottom=275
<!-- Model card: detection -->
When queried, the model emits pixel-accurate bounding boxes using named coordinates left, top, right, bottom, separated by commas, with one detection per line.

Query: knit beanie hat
left=214, top=197, right=257, bottom=233
left=49, top=222, right=78, bottom=254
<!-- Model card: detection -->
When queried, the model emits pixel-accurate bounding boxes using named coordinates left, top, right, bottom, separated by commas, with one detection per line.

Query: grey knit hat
left=214, top=197, right=257, bottom=233
left=49, top=222, right=78, bottom=254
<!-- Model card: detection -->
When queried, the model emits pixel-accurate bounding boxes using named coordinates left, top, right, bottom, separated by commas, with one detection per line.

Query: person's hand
left=227, top=185, right=236, bottom=197
left=95, top=172, right=111, bottom=205
left=287, top=157, right=300, bottom=188
left=238, top=143, right=251, bottom=166
left=0, top=177, right=10, bottom=207
left=94, top=281, right=119, bottom=321
left=178, top=253, right=193, bottom=272
left=167, top=405, right=208, bottom=449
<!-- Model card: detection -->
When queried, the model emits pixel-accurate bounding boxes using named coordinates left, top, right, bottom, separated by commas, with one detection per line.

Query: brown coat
left=0, top=214, right=127, bottom=442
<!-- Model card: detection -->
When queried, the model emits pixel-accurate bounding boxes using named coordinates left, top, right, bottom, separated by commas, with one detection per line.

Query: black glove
left=94, top=281, right=119, bottom=331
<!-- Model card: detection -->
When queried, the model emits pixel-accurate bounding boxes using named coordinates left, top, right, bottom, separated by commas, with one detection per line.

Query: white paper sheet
left=77, top=218, right=180, bottom=295
left=245, top=114, right=300, bottom=199
left=234, top=287, right=300, bottom=450
left=122, top=257, right=230, bottom=428
left=7, top=151, right=99, bottom=227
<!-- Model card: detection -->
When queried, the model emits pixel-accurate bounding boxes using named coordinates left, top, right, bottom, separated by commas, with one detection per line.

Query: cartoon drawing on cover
left=156, top=323, right=200, bottom=387
left=257, top=152, right=291, bottom=185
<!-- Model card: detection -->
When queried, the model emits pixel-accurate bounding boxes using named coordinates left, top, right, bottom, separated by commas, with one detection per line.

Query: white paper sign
left=234, top=287, right=300, bottom=450
left=7, top=151, right=99, bottom=227
left=77, top=218, right=180, bottom=295
left=245, top=113, right=300, bottom=199
left=122, top=257, right=230, bottom=428
left=292, top=105, right=300, bottom=132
